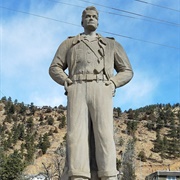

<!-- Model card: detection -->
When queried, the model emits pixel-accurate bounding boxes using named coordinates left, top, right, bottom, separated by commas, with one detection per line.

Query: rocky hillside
left=0, top=97, right=179, bottom=180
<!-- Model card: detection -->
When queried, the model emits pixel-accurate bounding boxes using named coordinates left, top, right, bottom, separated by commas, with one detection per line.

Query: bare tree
left=41, top=141, right=66, bottom=179
left=121, top=139, right=136, bottom=180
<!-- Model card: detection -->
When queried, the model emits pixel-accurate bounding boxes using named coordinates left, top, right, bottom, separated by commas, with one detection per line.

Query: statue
left=49, top=6, right=133, bottom=180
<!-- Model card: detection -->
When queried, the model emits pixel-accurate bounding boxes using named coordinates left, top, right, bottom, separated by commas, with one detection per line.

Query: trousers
left=66, top=80, right=117, bottom=179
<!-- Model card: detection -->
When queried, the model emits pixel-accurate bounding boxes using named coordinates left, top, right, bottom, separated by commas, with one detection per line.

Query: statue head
left=81, top=6, right=99, bottom=31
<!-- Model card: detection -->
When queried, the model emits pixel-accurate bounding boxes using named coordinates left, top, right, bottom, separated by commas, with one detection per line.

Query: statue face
left=82, top=10, right=98, bottom=31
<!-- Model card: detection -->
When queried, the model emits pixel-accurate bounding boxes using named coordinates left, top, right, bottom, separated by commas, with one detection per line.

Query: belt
left=71, top=74, right=108, bottom=82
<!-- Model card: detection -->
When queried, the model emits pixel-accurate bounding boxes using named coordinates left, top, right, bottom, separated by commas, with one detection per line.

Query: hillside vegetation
left=0, top=96, right=179, bottom=180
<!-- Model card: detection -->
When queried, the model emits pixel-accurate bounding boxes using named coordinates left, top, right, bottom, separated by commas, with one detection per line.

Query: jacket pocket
left=75, top=49, right=85, bottom=63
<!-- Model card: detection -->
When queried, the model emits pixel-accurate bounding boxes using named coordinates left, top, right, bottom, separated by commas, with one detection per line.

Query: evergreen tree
left=38, top=133, right=50, bottom=154
left=0, top=150, right=25, bottom=180
left=24, top=133, right=36, bottom=163
left=47, top=116, right=54, bottom=125
left=160, top=136, right=168, bottom=158
left=29, top=102, right=36, bottom=115
left=116, top=107, right=122, bottom=117
left=8, top=104, right=15, bottom=114
left=0, top=147, right=5, bottom=176
left=138, top=150, right=147, bottom=162
left=12, top=114, right=18, bottom=122
left=168, top=118, right=176, bottom=138
left=26, top=117, right=34, bottom=132
left=11, top=123, right=25, bottom=145
left=127, top=109, right=134, bottom=119
left=146, top=121, right=154, bottom=131
left=168, top=138, right=179, bottom=158
left=4, top=114, right=12, bottom=123
left=1, top=96, right=7, bottom=102
left=177, top=123, right=180, bottom=140
left=7, top=97, right=12, bottom=102
left=156, top=116, right=164, bottom=130
left=3, top=133, right=13, bottom=150
left=39, top=114, right=44, bottom=122
left=20, top=143, right=25, bottom=158
left=153, top=129, right=162, bottom=153
left=177, top=110, right=180, bottom=121
left=59, top=115, right=66, bottom=129
left=165, top=109, right=174, bottom=125
left=14, top=99, right=18, bottom=104
left=167, top=118, right=180, bottom=158
left=126, top=120, right=138, bottom=136
left=18, top=124, right=25, bottom=140
left=19, top=102, right=27, bottom=115
left=12, top=122, right=19, bottom=144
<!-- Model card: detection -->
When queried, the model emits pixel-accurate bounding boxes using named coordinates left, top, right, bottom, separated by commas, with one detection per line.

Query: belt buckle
left=86, top=74, right=91, bottom=81
left=96, top=74, right=99, bottom=83
left=79, top=74, right=83, bottom=83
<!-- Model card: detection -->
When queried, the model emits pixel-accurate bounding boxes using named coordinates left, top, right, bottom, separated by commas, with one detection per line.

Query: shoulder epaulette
left=106, top=37, right=115, bottom=40
left=68, top=36, right=75, bottom=39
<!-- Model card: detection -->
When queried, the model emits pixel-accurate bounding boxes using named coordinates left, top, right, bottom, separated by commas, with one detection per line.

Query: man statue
left=49, top=6, right=133, bottom=180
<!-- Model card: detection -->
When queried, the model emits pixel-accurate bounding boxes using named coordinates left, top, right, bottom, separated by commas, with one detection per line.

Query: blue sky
left=0, top=0, right=179, bottom=111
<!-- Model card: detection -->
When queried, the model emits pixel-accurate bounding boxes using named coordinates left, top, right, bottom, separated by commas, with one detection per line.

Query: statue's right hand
left=64, top=78, right=73, bottom=92
left=65, top=78, right=73, bottom=85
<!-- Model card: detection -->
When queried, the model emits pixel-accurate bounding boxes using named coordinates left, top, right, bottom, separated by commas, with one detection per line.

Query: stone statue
left=49, top=6, right=133, bottom=180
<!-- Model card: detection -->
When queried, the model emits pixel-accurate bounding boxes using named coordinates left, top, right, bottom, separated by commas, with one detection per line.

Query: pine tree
left=127, top=109, right=134, bottom=119
left=0, top=147, right=5, bottom=176
left=146, top=121, right=154, bottom=131
left=167, top=118, right=180, bottom=158
left=153, top=129, right=162, bottom=153
left=26, top=117, right=34, bottom=132
left=156, top=116, right=164, bottom=130
left=160, top=136, right=168, bottom=158
left=38, top=133, right=50, bottom=154
left=18, top=124, right=25, bottom=140
left=117, top=107, right=122, bottom=117
left=29, top=102, right=36, bottom=115
left=1, top=96, right=7, bottom=102
left=47, top=116, right=54, bottom=125
left=24, top=133, right=36, bottom=163
left=3, top=133, right=13, bottom=150
left=19, top=102, right=27, bottom=115
left=8, top=104, right=15, bottom=114
left=127, top=120, right=138, bottom=136
left=59, top=115, right=66, bottom=129
left=168, top=118, right=176, bottom=138
left=0, top=150, right=25, bottom=180
left=138, top=150, right=147, bottom=162
left=177, top=123, right=180, bottom=143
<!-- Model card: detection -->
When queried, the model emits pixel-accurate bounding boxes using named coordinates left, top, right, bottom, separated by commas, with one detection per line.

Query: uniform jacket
left=49, top=33, right=133, bottom=88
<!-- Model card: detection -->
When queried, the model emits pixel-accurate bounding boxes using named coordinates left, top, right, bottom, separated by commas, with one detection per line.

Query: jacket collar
left=72, top=33, right=107, bottom=45
left=97, top=34, right=107, bottom=45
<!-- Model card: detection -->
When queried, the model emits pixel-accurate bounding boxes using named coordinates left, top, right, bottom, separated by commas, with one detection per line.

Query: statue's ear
left=81, top=21, right=84, bottom=27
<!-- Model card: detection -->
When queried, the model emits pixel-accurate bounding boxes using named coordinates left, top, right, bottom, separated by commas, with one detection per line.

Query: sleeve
left=110, top=41, right=134, bottom=88
left=49, top=39, right=70, bottom=86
